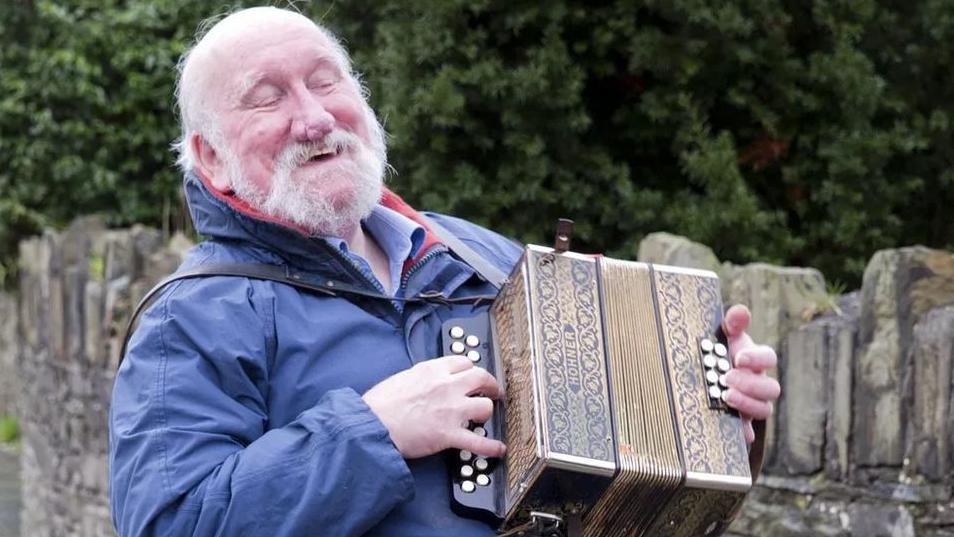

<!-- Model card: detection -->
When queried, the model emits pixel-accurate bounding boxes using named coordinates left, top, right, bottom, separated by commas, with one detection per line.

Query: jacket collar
left=184, top=171, right=444, bottom=273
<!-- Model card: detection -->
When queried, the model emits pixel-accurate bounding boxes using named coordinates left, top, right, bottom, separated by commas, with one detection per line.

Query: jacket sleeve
left=108, top=276, right=414, bottom=537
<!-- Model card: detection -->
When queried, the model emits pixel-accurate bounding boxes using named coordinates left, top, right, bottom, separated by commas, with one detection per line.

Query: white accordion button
left=461, top=480, right=476, bottom=493
left=450, top=326, right=465, bottom=339
left=708, top=385, right=722, bottom=399
left=465, top=334, right=480, bottom=347
left=714, top=343, right=728, bottom=357
left=700, top=338, right=715, bottom=352
left=717, top=358, right=731, bottom=373
left=460, top=465, right=474, bottom=478
left=476, top=474, right=490, bottom=486
left=703, top=354, right=717, bottom=369
left=451, top=341, right=466, bottom=354
left=459, top=450, right=472, bottom=462
left=474, top=457, right=489, bottom=471
left=705, top=370, right=719, bottom=384
left=467, top=350, right=481, bottom=363
left=473, top=426, right=487, bottom=437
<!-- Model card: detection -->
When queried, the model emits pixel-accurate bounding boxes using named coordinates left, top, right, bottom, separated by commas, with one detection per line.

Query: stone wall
left=0, top=292, right=17, bottom=419
left=640, top=233, right=954, bottom=537
left=12, top=217, right=188, bottom=537
left=1, top=223, right=953, bottom=536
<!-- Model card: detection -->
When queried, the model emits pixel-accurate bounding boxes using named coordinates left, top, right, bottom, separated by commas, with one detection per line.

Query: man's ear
left=191, top=133, right=231, bottom=193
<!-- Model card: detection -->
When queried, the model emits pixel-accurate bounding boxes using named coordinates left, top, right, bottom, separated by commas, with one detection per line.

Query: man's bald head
left=173, top=7, right=360, bottom=172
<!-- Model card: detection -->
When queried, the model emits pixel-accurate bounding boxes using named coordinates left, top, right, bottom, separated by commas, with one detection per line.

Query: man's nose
left=291, top=91, right=334, bottom=143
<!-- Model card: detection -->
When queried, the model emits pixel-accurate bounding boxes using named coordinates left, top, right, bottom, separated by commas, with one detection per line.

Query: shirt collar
left=322, top=205, right=426, bottom=290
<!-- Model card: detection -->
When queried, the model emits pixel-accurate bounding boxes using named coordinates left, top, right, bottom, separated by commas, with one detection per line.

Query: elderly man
left=109, top=6, right=780, bottom=537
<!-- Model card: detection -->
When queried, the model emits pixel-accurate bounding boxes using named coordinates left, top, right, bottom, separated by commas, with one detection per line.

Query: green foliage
left=326, top=0, right=954, bottom=286
left=0, top=416, right=18, bottom=444
left=1, top=0, right=952, bottom=287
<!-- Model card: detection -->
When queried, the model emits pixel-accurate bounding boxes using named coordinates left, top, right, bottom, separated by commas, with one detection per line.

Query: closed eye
left=243, top=82, right=284, bottom=108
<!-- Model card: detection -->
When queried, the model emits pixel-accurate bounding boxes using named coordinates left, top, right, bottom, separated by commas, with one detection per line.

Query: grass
left=0, top=416, right=18, bottom=444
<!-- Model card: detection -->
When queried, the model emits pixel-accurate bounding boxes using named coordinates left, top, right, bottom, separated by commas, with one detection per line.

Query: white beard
left=225, top=129, right=384, bottom=238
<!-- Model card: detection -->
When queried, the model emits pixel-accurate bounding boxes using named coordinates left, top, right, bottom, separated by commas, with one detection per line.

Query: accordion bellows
left=480, top=246, right=751, bottom=536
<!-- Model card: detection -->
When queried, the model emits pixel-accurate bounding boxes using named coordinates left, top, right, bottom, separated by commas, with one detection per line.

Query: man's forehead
left=200, top=20, right=341, bottom=96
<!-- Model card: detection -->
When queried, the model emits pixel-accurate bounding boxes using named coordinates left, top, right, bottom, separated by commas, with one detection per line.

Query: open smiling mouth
left=306, top=146, right=341, bottom=164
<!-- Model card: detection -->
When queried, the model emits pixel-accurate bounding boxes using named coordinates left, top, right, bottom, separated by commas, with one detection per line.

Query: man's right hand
left=362, top=355, right=507, bottom=459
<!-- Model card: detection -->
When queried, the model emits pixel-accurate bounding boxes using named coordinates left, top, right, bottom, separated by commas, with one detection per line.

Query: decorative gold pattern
left=654, top=270, right=749, bottom=478
left=528, top=251, right=613, bottom=462
left=487, top=248, right=752, bottom=535
left=490, top=262, right=539, bottom=507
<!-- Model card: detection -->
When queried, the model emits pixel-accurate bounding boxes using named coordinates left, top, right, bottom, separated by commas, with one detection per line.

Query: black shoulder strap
left=423, top=215, right=510, bottom=290
left=118, top=215, right=511, bottom=367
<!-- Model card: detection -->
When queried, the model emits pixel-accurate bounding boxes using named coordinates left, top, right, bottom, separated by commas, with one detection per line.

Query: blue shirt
left=324, top=205, right=425, bottom=296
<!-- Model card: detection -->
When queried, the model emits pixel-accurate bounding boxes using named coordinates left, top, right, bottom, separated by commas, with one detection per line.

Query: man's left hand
left=721, top=304, right=781, bottom=443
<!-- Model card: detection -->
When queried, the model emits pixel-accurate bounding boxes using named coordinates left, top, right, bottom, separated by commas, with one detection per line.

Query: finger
left=455, top=367, right=503, bottom=399
left=742, top=417, right=755, bottom=444
left=433, top=354, right=475, bottom=374
left=448, top=428, right=506, bottom=458
left=725, top=369, right=781, bottom=402
left=462, top=396, right=495, bottom=424
left=722, top=304, right=751, bottom=338
left=734, top=345, right=777, bottom=373
left=722, top=389, right=774, bottom=420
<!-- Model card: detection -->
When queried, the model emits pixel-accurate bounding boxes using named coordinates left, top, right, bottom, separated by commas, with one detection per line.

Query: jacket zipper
left=398, top=246, right=447, bottom=293
left=312, top=238, right=394, bottom=302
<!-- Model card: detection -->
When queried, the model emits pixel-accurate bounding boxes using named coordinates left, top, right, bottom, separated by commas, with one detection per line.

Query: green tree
left=1, top=0, right=952, bottom=288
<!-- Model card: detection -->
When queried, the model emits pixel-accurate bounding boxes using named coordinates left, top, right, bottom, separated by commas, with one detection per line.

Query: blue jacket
left=109, top=173, right=523, bottom=536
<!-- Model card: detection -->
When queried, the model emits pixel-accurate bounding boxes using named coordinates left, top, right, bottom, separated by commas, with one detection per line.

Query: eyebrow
left=234, top=56, right=345, bottom=103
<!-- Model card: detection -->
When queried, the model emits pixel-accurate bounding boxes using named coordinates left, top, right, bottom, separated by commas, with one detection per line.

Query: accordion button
left=717, top=358, right=731, bottom=372
left=714, top=343, right=728, bottom=357
left=459, top=450, right=473, bottom=462
left=467, top=350, right=481, bottom=362
left=705, top=370, right=719, bottom=384
left=719, top=374, right=728, bottom=387
left=461, top=480, right=476, bottom=493
left=451, top=341, right=466, bottom=354
left=465, top=335, right=480, bottom=347
left=476, top=474, right=491, bottom=487
left=473, top=426, right=487, bottom=437
left=474, top=457, right=489, bottom=471
left=700, top=339, right=715, bottom=352
left=703, top=354, right=717, bottom=368
left=460, top=465, right=474, bottom=478
left=450, top=326, right=465, bottom=339
left=708, top=385, right=722, bottom=399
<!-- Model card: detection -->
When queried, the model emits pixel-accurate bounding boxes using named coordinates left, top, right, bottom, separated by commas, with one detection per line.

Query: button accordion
left=441, top=245, right=759, bottom=537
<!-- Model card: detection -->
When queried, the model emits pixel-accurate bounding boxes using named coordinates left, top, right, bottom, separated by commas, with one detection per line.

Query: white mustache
left=278, top=130, right=362, bottom=170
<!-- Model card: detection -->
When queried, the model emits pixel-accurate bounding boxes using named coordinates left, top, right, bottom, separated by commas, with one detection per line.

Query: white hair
left=172, top=6, right=385, bottom=173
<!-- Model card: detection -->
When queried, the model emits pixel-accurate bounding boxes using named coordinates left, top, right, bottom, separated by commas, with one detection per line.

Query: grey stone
left=855, top=247, right=954, bottom=467
left=721, top=261, right=828, bottom=465
left=104, top=230, right=135, bottom=283
left=636, top=232, right=722, bottom=274
left=84, top=280, right=105, bottom=366
left=0, top=293, right=18, bottom=417
left=64, top=265, right=87, bottom=363
left=728, top=487, right=850, bottom=536
left=848, top=502, right=915, bottom=537
left=826, top=293, right=860, bottom=481
left=130, top=225, right=163, bottom=281
left=721, top=262, right=829, bottom=351
left=777, top=295, right=857, bottom=476
left=908, top=306, right=954, bottom=482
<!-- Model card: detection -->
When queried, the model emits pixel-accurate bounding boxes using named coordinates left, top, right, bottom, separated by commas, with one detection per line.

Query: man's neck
left=345, top=224, right=392, bottom=294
